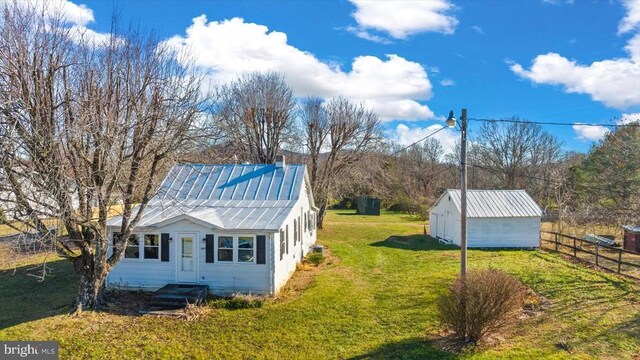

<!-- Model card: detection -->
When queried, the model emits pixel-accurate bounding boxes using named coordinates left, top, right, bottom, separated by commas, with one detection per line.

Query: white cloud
left=164, top=16, right=436, bottom=122
left=391, top=123, right=457, bottom=153
left=619, top=0, right=640, bottom=34
left=471, top=25, right=484, bottom=35
left=1, top=0, right=94, bottom=25
left=619, top=112, right=640, bottom=124
left=572, top=123, right=610, bottom=141
left=440, top=79, right=455, bottom=86
left=345, top=26, right=391, bottom=44
left=67, top=25, right=118, bottom=46
left=510, top=51, right=640, bottom=109
left=348, top=0, right=458, bottom=40
left=511, top=1, right=640, bottom=110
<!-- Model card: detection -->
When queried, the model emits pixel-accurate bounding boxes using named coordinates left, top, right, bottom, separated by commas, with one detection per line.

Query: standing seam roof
left=108, top=164, right=308, bottom=231
left=444, top=189, right=542, bottom=218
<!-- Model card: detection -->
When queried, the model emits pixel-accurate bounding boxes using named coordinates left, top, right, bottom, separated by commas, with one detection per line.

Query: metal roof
left=443, top=189, right=542, bottom=218
left=623, top=225, right=640, bottom=233
left=155, top=164, right=304, bottom=201
left=108, top=164, right=308, bottom=231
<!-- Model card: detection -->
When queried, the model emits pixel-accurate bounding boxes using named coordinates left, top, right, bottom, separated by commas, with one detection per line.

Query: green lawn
left=1, top=210, right=639, bottom=359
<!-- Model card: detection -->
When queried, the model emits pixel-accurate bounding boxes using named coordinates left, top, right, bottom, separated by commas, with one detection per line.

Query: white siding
left=106, top=220, right=272, bottom=294
left=107, top=184, right=317, bottom=294
left=429, top=193, right=459, bottom=243
left=430, top=191, right=540, bottom=248
left=467, top=217, right=540, bottom=248
left=272, top=194, right=317, bottom=293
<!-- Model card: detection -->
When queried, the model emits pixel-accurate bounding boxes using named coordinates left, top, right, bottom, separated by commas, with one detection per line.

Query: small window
left=144, top=234, right=159, bottom=259
left=238, top=236, right=254, bottom=263
left=304, top=213, right=308, bottom=232
left=125, top=234, right=140, bottom=259
left=218, top=236, right=233, bottom=262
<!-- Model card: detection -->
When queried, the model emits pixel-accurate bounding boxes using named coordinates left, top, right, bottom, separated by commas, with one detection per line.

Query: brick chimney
left=275, top=155, right=285, bottom=168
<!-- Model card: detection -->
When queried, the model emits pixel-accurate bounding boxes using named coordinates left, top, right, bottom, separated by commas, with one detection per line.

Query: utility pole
left=446, top=108, right=469, bottom=278
left=460, top=109, right=468, bottom=277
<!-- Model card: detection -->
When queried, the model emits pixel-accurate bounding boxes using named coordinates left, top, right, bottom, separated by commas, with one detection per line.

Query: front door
left=177, top=233, right=198, bottom=283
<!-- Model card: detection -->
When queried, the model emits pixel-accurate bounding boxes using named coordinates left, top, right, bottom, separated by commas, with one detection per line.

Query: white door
left=177, top=233, right=198, bottom=283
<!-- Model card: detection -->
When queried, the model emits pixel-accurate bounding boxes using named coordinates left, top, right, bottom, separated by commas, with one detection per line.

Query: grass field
left=1, top=210, right=639, bottom=359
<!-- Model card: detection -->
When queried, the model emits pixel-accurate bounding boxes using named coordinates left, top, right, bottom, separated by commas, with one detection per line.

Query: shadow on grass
left=347, top=337, right=459, bottom=360
left=0, top=258, right=77, bottom=329
left=370, top=234, right=457, bottom=251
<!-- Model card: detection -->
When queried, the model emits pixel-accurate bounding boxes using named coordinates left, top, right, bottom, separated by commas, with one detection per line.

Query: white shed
left=106, top=157, right=318, bottom=295
left=429, top=189, right=542, bottom=248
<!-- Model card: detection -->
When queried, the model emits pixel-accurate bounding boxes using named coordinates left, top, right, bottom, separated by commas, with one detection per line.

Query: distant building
left=107, top=156, right=318, bottom=295
left=429, top=189, right=542, bottom=248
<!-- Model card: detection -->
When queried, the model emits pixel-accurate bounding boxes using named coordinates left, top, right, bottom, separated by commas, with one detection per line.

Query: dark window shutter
left=161, top=233, right=170, bottom=262
left=286, top=225, right=289, bottom=254
left=205, top=234, right=215, bottom=263
left=293, top=219, right=297, bottom=245
left=257, top=235, right=266, bottom=264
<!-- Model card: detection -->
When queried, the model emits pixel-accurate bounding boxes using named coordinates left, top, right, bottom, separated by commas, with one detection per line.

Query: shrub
left=437, top=269, right=525, bottom=343
left=208, top=293, right=263, bottom=310
left=416, top=204, right=430, bottom=221
left=306, top=252, right=325, bottom=266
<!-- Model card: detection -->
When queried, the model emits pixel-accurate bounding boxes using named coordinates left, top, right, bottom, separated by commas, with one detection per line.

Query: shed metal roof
left=442, top=189, right=542, bottom=218
left=108, top=164, right=308, bottom=231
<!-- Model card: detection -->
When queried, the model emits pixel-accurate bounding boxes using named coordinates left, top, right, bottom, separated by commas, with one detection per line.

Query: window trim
left=117, top=232, right=162, bottom=262
left=214, top=234, right=258, bottom=265
left=237, top=235, right=256, bottom=264
left=217, top=234, right=235, bottom=262
left=143, top=234, right=160, bottom=260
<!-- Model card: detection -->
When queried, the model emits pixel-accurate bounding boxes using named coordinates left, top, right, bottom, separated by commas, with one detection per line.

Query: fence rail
left=540, top=231, right=640, bottom=280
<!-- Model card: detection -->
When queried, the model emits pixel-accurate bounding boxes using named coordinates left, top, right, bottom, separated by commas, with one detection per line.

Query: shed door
left=177, top=233, right=198, bottom=283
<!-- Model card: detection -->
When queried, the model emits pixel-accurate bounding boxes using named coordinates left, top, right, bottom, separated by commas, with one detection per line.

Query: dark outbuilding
left=623, top=225, right=640, bottom=253
left=357, top=197, right=381, bottom=216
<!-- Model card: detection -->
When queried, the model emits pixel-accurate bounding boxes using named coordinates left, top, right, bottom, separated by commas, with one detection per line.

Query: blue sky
left=45, top=0, right=640, bottom=153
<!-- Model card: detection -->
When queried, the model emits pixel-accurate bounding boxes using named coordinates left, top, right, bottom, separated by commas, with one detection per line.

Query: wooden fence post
left=573, top=237, right=577, bottom=257
left=618, top=249, right=622, bottom=274
left=555, top=233, right=559, bottom=252
left=595, top=244, right=599, bottom=267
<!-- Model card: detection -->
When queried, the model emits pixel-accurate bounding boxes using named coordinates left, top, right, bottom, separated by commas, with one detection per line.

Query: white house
left=106, top=157, right=318, bottom=295
left=429, top=189, right=542, bottom=248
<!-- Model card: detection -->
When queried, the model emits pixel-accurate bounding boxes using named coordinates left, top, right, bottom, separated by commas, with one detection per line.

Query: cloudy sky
left=30, top=0, right=640, bottom=152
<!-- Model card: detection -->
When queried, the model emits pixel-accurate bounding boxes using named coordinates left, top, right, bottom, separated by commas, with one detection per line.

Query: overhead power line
left=470, top=117, right=640, bottom=128
left=392, top=126, right=448, bottom=156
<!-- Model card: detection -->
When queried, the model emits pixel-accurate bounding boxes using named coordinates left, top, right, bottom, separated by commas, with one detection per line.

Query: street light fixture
left=447, top=108, right=468, bottom=277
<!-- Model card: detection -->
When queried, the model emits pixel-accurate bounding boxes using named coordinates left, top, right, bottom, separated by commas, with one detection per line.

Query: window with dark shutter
left=205, top=234, right=214, bottom=263
left=286, top=224, right=289, bottom=254
left=298, top=216, right=301, bottom=243
left=161, top=233, right=170, bottom=262
left=257, top=235, right=266, bottom=264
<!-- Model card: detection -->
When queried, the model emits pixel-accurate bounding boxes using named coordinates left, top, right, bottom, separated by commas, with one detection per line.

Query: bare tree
left=473, top=118, right=563, bottom=198
left=301, top=97, right=381, bottom=228
left=215, top=72, right=296, bottom=164
left=0, top=4, right=204, bottom=310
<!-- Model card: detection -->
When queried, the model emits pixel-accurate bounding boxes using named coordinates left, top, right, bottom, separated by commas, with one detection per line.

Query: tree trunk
left=73, top=253, right=106, bottom=312
left=317, top=203, right=327, bottom=230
